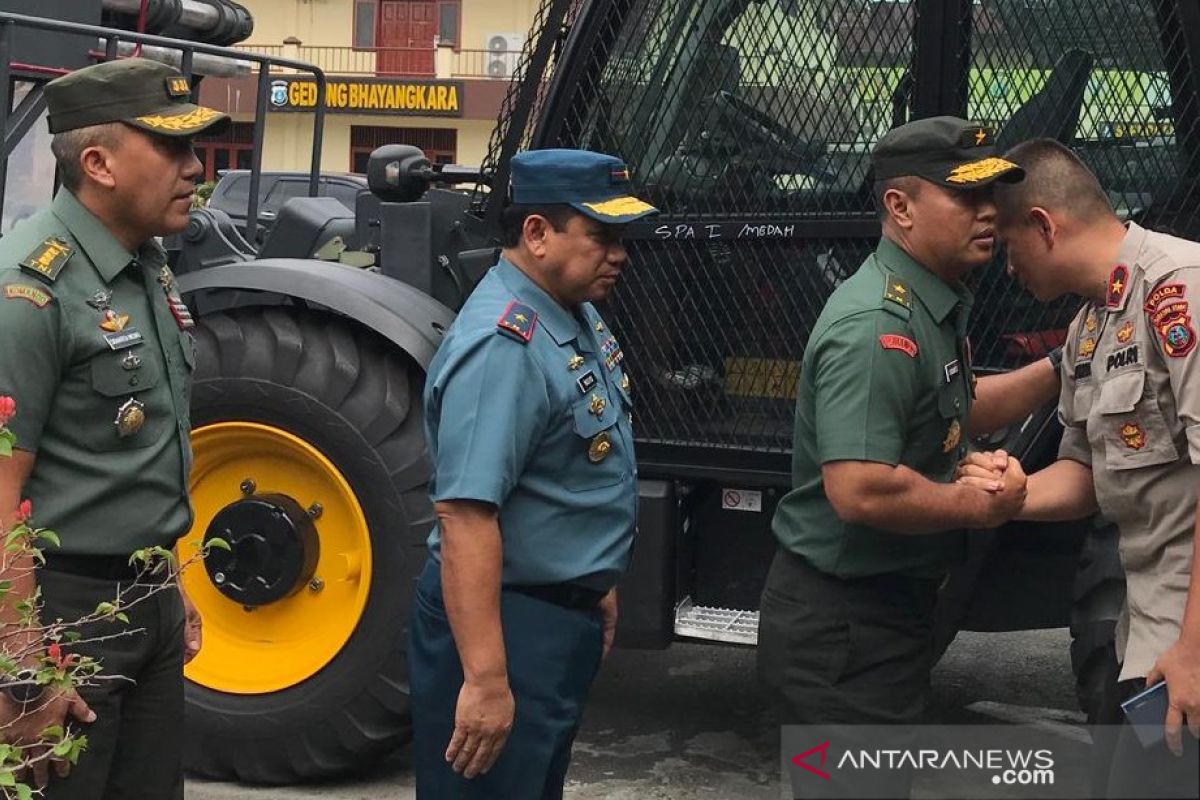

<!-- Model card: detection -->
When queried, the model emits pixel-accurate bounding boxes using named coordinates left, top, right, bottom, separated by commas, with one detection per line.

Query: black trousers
left=758, top=548, right=940, bottom=799
left=408, top=559, right=604, bottom=800
left=1094, top=675, right=1200, bottom=799
left=37, top=568, right=185, bottom=800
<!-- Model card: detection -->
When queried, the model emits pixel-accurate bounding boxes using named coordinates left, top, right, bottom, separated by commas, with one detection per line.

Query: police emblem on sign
left=270, top=80, right=289, bottom=107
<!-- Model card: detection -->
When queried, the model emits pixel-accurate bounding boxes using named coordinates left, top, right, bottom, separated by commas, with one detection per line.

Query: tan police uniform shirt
left=1058, top=221, right=1200, bottom=681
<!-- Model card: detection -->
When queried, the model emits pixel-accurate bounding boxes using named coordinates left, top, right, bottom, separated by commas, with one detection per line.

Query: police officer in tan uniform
left=967, top=137, right=1199, bottom=797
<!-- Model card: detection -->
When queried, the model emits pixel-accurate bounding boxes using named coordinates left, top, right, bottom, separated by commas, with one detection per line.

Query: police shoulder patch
left=19, top=237, right=73, bottom=283
left=496, top=300, right=538, bottom=344
left=882, top=274, right=912, bottom=319
left=3, top=283, right=53, bottom=308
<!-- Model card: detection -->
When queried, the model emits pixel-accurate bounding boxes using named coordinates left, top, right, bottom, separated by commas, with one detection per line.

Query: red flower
left=47, top=642, right=62, bottom=664
left=0, top=396, right=14, bottom=427
left=13, top=499, right=31, bottom=524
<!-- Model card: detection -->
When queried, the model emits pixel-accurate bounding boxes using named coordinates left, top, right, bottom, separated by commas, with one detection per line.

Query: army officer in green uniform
left=0, top=59, right=227, bottom=798
left=759, top=117, right=1062, bottom=797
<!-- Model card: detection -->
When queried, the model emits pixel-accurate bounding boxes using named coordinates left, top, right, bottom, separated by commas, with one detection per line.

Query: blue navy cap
left=510, top=149, right=659, bottom=224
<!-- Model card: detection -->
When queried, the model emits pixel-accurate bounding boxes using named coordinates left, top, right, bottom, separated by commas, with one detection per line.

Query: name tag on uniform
left=1075, top=362, right=1092, bottom=380
left=103, top=329, right=143, bottom=350
left=943, top=359, right=960, bottom=384
left=577, top=370, right=597, bottom=394
left=1106, top=343, right=1140, bottom=372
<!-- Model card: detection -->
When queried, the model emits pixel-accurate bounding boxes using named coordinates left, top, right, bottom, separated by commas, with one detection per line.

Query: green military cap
left=45, top=58, right=229, bottom=137
left=872, top=115, right=1024, bottom=188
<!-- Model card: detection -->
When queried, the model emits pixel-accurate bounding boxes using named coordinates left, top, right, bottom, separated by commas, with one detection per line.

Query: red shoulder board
left=496, top=301, right=538, bottom=344
left=1106, top=264, right=1129, bottom=308
left=879, top=334, right=918, bottom=357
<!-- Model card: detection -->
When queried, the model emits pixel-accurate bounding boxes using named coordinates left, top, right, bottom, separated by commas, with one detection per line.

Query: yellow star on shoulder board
left=1111, top=278, right=1124, bottom=294
left=892, top=284, right=906, bottom=294
left=515, top=313, right=528, bottom=324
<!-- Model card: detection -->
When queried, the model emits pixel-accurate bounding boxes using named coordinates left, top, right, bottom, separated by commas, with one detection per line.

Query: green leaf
left=0, top=430, right=14, bottom=458
left=39, top=725, right=63, bottom=740
left=93, top=602, right=116, bottom=617
left=34, top=529, right=59, bottom=548
left=205, top=537, right=232, bottom=552
left=114, top=612, right=129, bottom=624
left=4, top=527, right=26, bottom=547
left=51, top=739, right=73, bottom=757
left=15, top=782, right=33, bottom=800
left=64, top=631, right=81, bottom=643
left=0, top=769, right=16, bottom=786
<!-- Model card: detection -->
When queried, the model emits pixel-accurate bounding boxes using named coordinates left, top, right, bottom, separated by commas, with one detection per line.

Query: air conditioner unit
left=485, top=33, right=525, bottom=78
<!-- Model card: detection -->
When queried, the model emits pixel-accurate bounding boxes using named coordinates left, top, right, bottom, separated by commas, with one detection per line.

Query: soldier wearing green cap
left=0, top=58, right=227, bottom=798
left=409, top=148, right=656, bottom=798
left=758, top=117, right=1063, bottom=797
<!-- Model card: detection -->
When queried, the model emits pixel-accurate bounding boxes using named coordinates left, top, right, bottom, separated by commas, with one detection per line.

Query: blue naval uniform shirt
left=423, top=257, right=637, bottom=591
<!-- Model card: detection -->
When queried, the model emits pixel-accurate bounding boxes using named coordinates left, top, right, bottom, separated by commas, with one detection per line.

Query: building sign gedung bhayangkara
left=269, top=77, right=464, bottom=117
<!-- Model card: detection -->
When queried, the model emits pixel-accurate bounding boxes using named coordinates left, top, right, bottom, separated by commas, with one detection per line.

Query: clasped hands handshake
left=956, top=449, right=1028, bottom=528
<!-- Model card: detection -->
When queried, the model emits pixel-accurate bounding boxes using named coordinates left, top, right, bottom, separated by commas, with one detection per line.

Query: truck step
left=673, top=598, right=759, bottom=645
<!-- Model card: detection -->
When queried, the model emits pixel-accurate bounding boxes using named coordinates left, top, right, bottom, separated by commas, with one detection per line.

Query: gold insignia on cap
left=942, top=419, right=961, bottom=453
left=166, top=77, right=191, bottom=97
left=588, top=431, right=612, bottom=463
left=115, top=398, right=146, bottom=438
left=579, top=196, right=655, bottom=217
left=567, top=354, right=585, bottom=371
left=589, top=394, right=606, bottom=416
left=135, top=106, right=223, bottom=133
left=974, top=128, right=987, bottom=146
left=945, top=157, right=1019, bottom=185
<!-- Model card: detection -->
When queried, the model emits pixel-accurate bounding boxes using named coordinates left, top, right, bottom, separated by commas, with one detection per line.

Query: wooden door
left=377, top=1, right=436, bottom=76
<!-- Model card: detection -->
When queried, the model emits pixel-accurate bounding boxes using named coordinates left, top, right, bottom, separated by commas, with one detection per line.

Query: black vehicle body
left=5, top=0, right=1196, bottom=784
left=207, top=169, right=368, bottom=244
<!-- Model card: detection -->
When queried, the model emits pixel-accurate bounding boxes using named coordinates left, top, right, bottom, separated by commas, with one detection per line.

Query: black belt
left=41, top=552, right=160, bottom=582
left=506, top=582, right=606, bottom=611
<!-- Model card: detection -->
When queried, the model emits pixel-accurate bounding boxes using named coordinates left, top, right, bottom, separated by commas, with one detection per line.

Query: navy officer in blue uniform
left=408, top=149, right=658, bottom=798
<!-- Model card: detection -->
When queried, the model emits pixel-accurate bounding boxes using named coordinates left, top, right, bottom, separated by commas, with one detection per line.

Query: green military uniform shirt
left=0, top=190, right=195, bottom=556
left=772, top=238, right=973, bottom=579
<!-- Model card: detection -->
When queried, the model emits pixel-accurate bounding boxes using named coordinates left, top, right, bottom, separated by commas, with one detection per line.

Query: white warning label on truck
left=721, top=488, right=762, bottom=513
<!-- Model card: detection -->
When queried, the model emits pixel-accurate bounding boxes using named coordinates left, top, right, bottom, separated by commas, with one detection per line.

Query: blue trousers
left=408, top=559, right=604, bottom=799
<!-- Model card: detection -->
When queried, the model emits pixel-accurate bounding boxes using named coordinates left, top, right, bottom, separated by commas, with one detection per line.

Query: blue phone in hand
left=1121, top=680, right=1170, bottom=749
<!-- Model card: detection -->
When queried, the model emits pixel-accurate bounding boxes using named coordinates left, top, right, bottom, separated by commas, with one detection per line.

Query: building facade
left=196, top=0, right=538, bottom=180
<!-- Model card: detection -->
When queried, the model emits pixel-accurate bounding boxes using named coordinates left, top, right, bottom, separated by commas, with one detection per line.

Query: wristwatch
left=0, top=669, right=45, bottom=705
left=1047, top=345, right=1064, bottom=372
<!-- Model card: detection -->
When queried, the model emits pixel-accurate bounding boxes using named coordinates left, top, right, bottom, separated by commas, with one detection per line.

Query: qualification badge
left=588, top=431, right=612, bottom=463
left=942, top=419, right=961, bottom=453
left=589, top=394, right=606, bottom=416
left=115, top=398, right=146, bottom=438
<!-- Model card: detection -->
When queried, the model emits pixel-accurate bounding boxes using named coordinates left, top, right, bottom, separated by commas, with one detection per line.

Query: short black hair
left=498, top=203, right=577, bottom=248
left=995, top=138, right=1113, bottom=224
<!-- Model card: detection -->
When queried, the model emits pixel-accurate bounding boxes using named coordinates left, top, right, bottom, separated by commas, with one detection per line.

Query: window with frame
left=354, top=0, right=377, bottom=50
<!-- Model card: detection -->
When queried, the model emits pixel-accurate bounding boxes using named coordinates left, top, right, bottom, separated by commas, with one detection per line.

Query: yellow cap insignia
left=19, top=237, right=72, bottom=282
left=942, top=419, right=961, bottom=453
left=135, top=106, right=223, bottom=133
left=974, top=128, right=987, bottom=146
left=945, top=157, right=1019, bottom=185
left=115, top=398, right=146, bottom=438
left=3, top=284, right=52, bottom=308
left=589, top=394, right=606, bottom=416
left=579, top=196, right=655, bottom=218
left=166, top=77, right=191, bottom=97
left=588, top=431, right=612, bottom=463
left=568, top=354, right=585, bottom=371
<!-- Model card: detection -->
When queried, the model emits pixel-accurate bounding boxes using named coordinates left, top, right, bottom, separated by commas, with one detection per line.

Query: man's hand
left=980, top=455, right=1027, bottom=528
left=599, top=589, right=618, bottom=660
left=956, top=449, right=1011, bottom=490
left=445, top=675, right=515, bottom=779
left=1, top=687, right=95, bottom=788
left=180, top=584, right=202, bottom=664
left=1147, top=639, right=1200, bottom=756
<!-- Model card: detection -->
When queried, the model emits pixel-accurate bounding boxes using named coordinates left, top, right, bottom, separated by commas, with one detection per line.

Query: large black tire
left=183, top=307, right=433, bottom=783
left=1069, top=516, right=1125, bottom=723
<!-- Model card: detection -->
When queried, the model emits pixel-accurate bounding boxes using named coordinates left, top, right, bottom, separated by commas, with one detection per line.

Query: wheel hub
left=203, top=493, right=319, bottom=607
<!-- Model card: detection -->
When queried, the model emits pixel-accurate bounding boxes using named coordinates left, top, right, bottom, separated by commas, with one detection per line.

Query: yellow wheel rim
left=180, top=422, right=373, bottom=694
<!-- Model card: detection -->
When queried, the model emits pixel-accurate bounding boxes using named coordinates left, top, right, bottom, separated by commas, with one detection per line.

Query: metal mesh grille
left=489, top=0, right=1195, bottom=461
